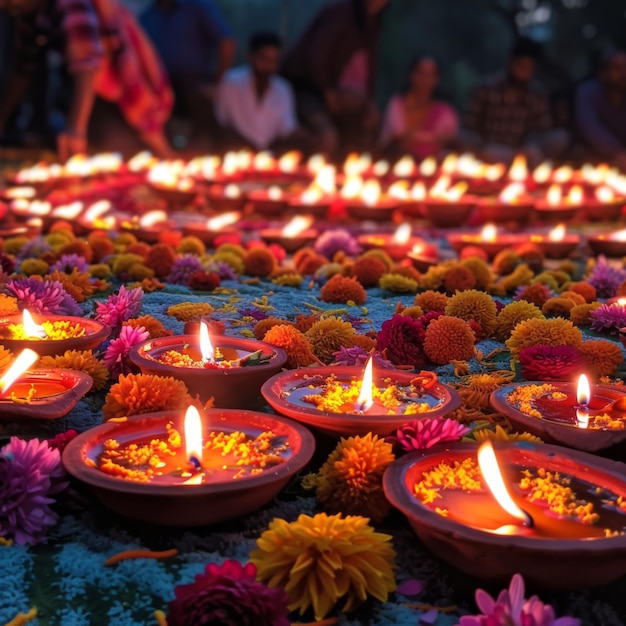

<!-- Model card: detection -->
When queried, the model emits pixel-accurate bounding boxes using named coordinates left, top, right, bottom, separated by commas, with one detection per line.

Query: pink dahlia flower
left=387, top=417, right=469, bottom=452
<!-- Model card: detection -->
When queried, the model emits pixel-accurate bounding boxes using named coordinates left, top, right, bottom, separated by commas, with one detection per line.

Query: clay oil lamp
left=466, top=161, right=507, bottom=197
left=62, top=405, right=315, bottom=526
left=259, top=215, right=319, bottom=253
left=287, top=186, right=331, bottom=218
left=387, top=180, right=423, bottom=217
left=384, top=439, right=626, bottom=588
left=129, top=321, right=287, bottom=408
left=0, top=309, right=110, bottom=357
left=181, top=211, right=242, bottom=246
left=475, top=182, right=534, bottom=225
left=8, top=161, right=62, bottom=189
left=207, top=182, right=246, bottom=213
left=422, top=178, right=476, bottom=228
left=490, top=374, right=626, bottom=453
left=407, top=238, right=439, bottom=272
left=551, top=163, right=574, bottom=186
left=391, top=155, right=417, bottom=180
left=0, top=348, right=93, bottom=420
left=448, top=223, right=527, bottom=259
left=357, top=222, right=424, bottom=262
left=277, top=150, right=303, bottom=178
left=529, top=160, right=553, bottom=190
left=119, top=209, right=176, bottom=243
left=419, top=155, right=438, bottom=180
left=262, top=358, right=461, bottom=437
left=246, top=184, right=289, bottom=217
left=579, top=162, right=611, bottom=189
left=0, top=185, right=38, bottom=203
left=342, top=152, right=372, bottom=181
left=249, top=151, right=278, bottom=180
left=582, top=185, right=625, bottom=222
left=147, top=160, right=198, bottom=205
left=587, top=228, right=626, bottom=257
left=533, top=184, right=583, bottom=222
left=9, top=198, right=52, bottom=223
left=184, top=155, right=222, bottom=184
left=529, top=223, right=580, bottom=258
left=343, top=178, right=400, bottom=221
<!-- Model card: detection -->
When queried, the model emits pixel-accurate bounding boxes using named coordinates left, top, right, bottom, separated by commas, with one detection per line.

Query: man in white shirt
left=215, top=32, right=308, bottom=153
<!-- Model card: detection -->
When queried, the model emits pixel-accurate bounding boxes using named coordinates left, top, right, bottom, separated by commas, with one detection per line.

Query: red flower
left=519, top=345, right=586, bottom=381
left=46, top=429, right=78, bottom=453
left=167, top=560, right=289, bottom=626
left=187, top=271, right=221, bottom=292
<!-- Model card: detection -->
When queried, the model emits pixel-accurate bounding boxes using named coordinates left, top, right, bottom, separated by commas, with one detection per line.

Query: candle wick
left=522, top=510, right=534, bottom=529
left=189, top=456, right=202, bottom=472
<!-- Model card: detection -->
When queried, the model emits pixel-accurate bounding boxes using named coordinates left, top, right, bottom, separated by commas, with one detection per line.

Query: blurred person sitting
left=0, top=0, right=174, bottom=159
left=575, top=48, right=626, bottom=170
left=380, top=54, right=458, bottom=160
left=281, top=0, right=388, bottom=159
left=215, top=32, right=309, bottom=154
left=140, top=0, right=235, bottom=152
left=460, top=37, right=568, bottom=165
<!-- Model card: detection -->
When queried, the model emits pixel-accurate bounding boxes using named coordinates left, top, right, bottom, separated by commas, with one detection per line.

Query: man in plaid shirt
left=460, top=38, right=568, bottom=165
left=0, top=0, right=173, bottom=159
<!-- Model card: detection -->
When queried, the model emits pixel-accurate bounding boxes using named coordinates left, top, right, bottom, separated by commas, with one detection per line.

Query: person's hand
left=57, top=131, right=87, bottom=162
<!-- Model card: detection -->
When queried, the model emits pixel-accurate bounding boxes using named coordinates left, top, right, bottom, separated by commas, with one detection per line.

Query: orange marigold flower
left=398, top=305, right=424, bottom=319
left=360, top=248, right=393, bottom=271
left=442, top=265, right=476, bottom=294
left=166, top=302, right=214, bottom=322
left=506, top=317, right=583, bottom=357
left=564, top=282, right=596, bottom=303
left=415, top=290, right=449, bottom=312
left=0, top=345, right=13, bottom=370
left=254, top=316, right=294, bottom=340
left=351, top=256, right=387, bottom=287
left=579, top=340, right=624, bottom=378
left=569, top=302, right=601, bottom=327
left=305, top=316, right=356, bottom=364
left=243, top=248, right=276, bottom=277
left=250, top=512, right=396, bottom=620
left=40, top=349, right=108, bottom=390
left=558, top=290, right=586, bottom=306
left=58, top=239, right=93, bottom=263
left=88, top=236, right=116, bottom=263
left=492, top=249, right=520, bottom=275
left=46, top=268, right=94, bottom=303
left=263, top=324, right=318, bottom=368
left=351, top=334, right=376, bottom=351
left=461, top=256, right=494, bottom=290
left=124, top=315, right=172, bottom=339
left=423, top=316, right=475, bottom=365
left=541, top=296, right=576, bottom=318
left=445, top=289, right=498, bottom=337
left=0, top=294, right=19, bottom=315
left=320, top=274, right=367, bottom=305
left=103, top=373, right=193, bottom=419
left=146, top=243, right=177, bottom=279
left=293, top=313, right=320, bottom=333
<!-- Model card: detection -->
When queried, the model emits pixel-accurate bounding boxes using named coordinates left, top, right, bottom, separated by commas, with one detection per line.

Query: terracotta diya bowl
left=582, top=199, right=624, bottom=222
left=474, top=199, right=534, bottom=225
left=532, top=202, right=580, bottom=223
left=62, top=408, right=315, bottom=526
left=0, top=314, right=110, bottom=357
left=261, top=367, right=461, bottom=437
left=258, top=225, right=320, bottom=253
left=129, top=335, right=287, bottom=408
left=246, top=189, right=289, bottom=216
left=586, top=233, right=626, bottom=257
left=383, top=441, right=626, bottom=589
left=0, top=368, right=93, bottom=420
left=344, top=199, right=401, bottom=222
left=148, top=183, right=199, bottom=206
left=422, top=198, right=476, bottom=228
left=490, top=381, right=626, bottom=453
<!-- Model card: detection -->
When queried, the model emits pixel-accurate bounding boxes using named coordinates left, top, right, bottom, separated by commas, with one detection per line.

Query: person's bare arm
left=216, top=37, right=236, bottom=81
left=57, top=70, right=96, bottom=160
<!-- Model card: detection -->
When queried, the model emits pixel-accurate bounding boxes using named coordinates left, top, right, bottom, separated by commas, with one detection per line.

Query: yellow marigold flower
left=263, top=324, right=318, bottom=368
left=506, top=317, right=583, bottom=357
left=460, top=256, right=494, bottom=290
left=415, top=290, right=448, bottom=312
left=360, top=248, right=394, bottom=270
left=311, top=433, right=395, bottom=522
left=124, top=315, right=172, bottom=339
left=103, top=373, right=193, bottom=419
left=271, top=272, right=303, bottom=288
left=177, top=235, right=205, bottom=256
left=379, top=273, right=418, bottom=293
left=305, top=316, right=356, bottom=364
left=542, top=296, right=576, bottom=318
left=166, top=302, right=214, bottom=322
left=398, top=305, right=424, bottom=319
left=2, top=235, right=29, bottom=256
left=215, top=242, right=247, bottom=259
left=250, top=512, right=396, bottom=620
left=113, top=232, right=138, bottom=248
left=0, top=345, right=13, bottom=370
left=89, top=263, right=113, bottom=279
left=494, top=300, right=544, bottom=343
left=128, top=263, right=155, bottom=281
left=470, top=424, right=543, bottom=444
left=579, top=340, right=624, bottom=378
left=569, top=302, right=602, bottom=327
left=0, top=294, right=19, bottom=315
left=40, top=350, right=108, bottom=390
left=212, top=250, right=245, bottom=274
left=111, top=253, right=145, bottom=277
left=492, top=249, right=520, bottom=275
left=20, top=258, right=49, bottom=276
left=497, top=264, right=534, bottom=292
left=445, top=289, right=498, bottom=337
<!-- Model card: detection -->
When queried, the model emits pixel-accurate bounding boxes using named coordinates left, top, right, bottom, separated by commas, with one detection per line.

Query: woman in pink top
left=380, top=56, right=458, bottom=159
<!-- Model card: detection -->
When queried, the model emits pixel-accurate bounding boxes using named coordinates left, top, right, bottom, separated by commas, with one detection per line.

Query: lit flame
left=128, top=151, right=156, bottom=172
left=428, top=176, right=451, bottom=198
left=612, top=229, right=626, bottom=242
left=477, top=440, right=533, bottom=527
left=300, top=187, right=322, bottom=204
left=553, top=165, right=573, bottom=184
left=596, top=186, right=615, bottom=203
left=532, top=161, right=552, bottom=184
left=224, top=184, right=241, bottom=198
left=356, top=357, right=374, bottom=411
left=373, top=160, right=390, bottom=177
left=4, top=186, right=36, bottom=199
left=341, top=175, right=364, bottom=199
left=314, top=165, right=336, bottom=195
left=481, top=223, right=497, bottom=243
left=508, top=155, right=528, bottom=182
left=52, top=201, right=83, bottom=220
left=548, top=223, right=566, bottom=242
left=199, top=321, right=214, bottom=362
left=236, top=150, right=252, bottom=170
left=278, top=151, right=300, bottom=173
left=20, top=200, right=51, bottom=216
left=344, top=153, right=371, bottom=177
left=498, top=182, right=525, bottom=204
left=282, top=215, right=313, bottom=237
left=387, top=180, right=409, bottom=200
left=307, top=154, right=326, bottom=174
left=206, top=212, right=240, bottom=230
left=22, top=310, right=46, bottom=338
left=411, top=181, right=426, bottom=201
left=577, top=373, right=590, bottom=406
left=457, top=153, right=481, bottom=177
left=567, top=185, right=583, bottom=205
left=392, top=223, right=412, bottom=244
left=222, top=152, right=239, bottom=175
left=485, top=163, right=505, bottom=181
left=420, top=157, right=437, bottom=177
left=441, top=153, right=458, bottom=175
left=83, top=200, right=112, bottom=224
left=546, top=184, right=562, bottom=206
left=0, top=348, right=39, bottom=394
left=393, top=155, right=415, bottom=178
left=184, top=405, right=203, bottom=466
left=361, top=179, right=381, bottom=206
left=139, top=210, right=168, bottom=228
left=445, top=181, right=468, bottom=201
left=267, top=186, right=283, bottom=201
left=253, top=151, right=275, bottom=171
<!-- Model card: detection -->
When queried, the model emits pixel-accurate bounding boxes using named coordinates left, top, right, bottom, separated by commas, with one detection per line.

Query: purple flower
left=0, top=437, right=66, bottom=545
left=519, top=345, right=586, bottom=381
left=94, top=285, right=143, bottom=330
left=15, top=236, right=51, bottom=261
left=206, top=260, right=238, bottom=281
left=332, top=345, right=395, bottom=369
left=50, top=254, right=89, bottom=273
left=460, top=573, right=580, bottom=626
left=104, top=324, right=149, bottom=378
left=6, top=277, right=82, bottom=315
left=587, top=257, right=626, bottom=299
left=239, top=308, right=269, bottom=321
left=167, top=560, right=290, bottom=626
left=167, top=255, right=203, bottom=286
left=589, top=302, right=626, bottom=335
left=387, top=417, right=469, bottom=452
left=314, top=229, right=360, bottom=259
